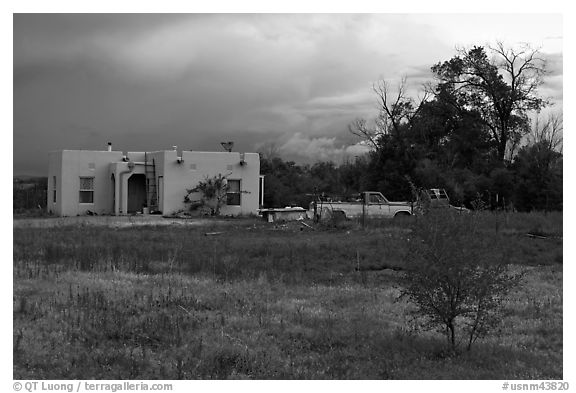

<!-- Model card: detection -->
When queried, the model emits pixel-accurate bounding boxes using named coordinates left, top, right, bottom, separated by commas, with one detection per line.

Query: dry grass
left=13, top=212, right=562, bottom=379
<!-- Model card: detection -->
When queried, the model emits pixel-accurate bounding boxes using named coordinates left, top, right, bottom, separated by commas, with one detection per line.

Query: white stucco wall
left=160, top=150, right=261, bottom=216
left=48, top=150, right=123, bottom=216
left=47, top=151, right=63, bottom=215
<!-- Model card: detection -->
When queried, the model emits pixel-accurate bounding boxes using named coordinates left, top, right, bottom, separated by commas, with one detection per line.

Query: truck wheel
left=332, top=210, right=347, bottom=222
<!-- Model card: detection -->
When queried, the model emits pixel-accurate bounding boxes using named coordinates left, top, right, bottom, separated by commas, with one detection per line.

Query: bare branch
left=529, top=111, right=563, bottom=153
left=372, top=76, right=430, bottom=137
left=348, top=118, right=380, bottom=150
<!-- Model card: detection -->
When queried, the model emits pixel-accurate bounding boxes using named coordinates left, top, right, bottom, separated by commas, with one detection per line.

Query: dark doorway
left=127, top=174, right=146, bottom=213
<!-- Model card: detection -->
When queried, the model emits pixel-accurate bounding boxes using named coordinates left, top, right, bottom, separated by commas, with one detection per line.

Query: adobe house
left=47, top=144, right=263, bottom=216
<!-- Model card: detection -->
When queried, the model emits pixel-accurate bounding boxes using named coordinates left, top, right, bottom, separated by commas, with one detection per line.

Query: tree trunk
left=447, top=321, right=456, bottom=348
left=467, top=329, right=475, bottom=351
left=497, top=137, right=507, bottom=162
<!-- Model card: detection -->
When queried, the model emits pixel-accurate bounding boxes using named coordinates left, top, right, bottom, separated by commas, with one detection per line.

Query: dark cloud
left=13, top=14, right=563, bottom=175
left=14, top=14, right=193, bottom=65
left=405, top=64, right=433, bottom=80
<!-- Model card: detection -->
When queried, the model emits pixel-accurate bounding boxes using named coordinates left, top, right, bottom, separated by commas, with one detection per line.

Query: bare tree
left=373, top=76, right=430, bottom=136
left=528, top=111, right=563, bottom=153
left=491, top=41, right=547, bottom=111
left=349, top=76, right=429, bottom=148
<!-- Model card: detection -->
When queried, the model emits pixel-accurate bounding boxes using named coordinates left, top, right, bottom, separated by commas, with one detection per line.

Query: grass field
left=13, top=212, right=563, bottom=379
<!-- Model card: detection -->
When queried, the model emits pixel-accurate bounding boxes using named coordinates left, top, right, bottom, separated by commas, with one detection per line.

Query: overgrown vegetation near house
left=13, top=211, right=562, bottom=379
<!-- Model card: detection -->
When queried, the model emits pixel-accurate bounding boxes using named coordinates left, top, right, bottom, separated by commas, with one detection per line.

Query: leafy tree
left=513, top=141, right=563, bottom=211
left=344, top=43, right=555, bottom=210
left=259, top=157, right=312, bottom=208
left=401, top=211, right=521, bottom=351
left=367, top=136, right=418, bottom=201
left=347, top=75, right=504, bottom=206
left=431, top=43, right=547, bottom=162
left=411, top=97, right=494, bottom=171
left=259, top=155, right=377, bottom=207
left=338, top=156, right=372, bottom=196
left=13, top=176, right=48, bottom=212
left=309, top=161, right=338, bottom=194
left=489, top=167, right=515, bottom=209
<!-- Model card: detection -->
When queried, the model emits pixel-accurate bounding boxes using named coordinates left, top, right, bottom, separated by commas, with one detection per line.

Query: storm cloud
left=13, top=14, right=562, bottom=175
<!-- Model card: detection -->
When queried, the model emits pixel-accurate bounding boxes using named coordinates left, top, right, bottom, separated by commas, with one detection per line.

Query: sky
left=13, top=13, right=563, bottom=176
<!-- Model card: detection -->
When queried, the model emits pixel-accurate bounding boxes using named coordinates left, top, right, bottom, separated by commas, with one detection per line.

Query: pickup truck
left=310, top=191, right=413, bottom=221
left=418, top=188, right=469, bottom=213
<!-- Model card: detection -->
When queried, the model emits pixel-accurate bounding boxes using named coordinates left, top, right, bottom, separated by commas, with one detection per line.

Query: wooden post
left=362, top=196, right=366, bottom=228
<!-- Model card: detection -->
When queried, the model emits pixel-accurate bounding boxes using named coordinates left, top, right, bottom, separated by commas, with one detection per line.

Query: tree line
left=261, top=43, right=562, bottom=212
left=13, top=177, right=48, bottom=212
left=12, top=44, right=562, bottom=214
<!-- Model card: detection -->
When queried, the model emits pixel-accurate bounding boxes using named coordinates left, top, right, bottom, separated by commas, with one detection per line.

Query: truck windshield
left=369, top=194, right=385, bottom=204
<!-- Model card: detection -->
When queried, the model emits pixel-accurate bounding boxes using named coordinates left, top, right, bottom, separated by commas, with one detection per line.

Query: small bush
left=400, top=211, right=522, bottom=351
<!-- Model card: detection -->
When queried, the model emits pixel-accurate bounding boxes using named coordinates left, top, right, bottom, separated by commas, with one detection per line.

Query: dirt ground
left=12, top=214, right=239, bottom=229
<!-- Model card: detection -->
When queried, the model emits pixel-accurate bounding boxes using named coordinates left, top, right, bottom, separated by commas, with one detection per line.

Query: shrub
left=400, top=211, right=522, bottom=351
left=184, top=174, right=229, bottom=216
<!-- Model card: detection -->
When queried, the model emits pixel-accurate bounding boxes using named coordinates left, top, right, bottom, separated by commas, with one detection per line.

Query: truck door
left=367, top=193, right=390, bottom=217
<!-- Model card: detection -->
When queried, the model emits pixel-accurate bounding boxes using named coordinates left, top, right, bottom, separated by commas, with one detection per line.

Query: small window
left=52, top=176, right=57, bottom=203
left=189, top=163, right=197, bottom=170
left=226, top=179, right=241, bottom=206
left=79, top=177, right=94, bottom=203
left=88, top=163, right=95, bottom=170
left=226, top=164, right=234, bottom=171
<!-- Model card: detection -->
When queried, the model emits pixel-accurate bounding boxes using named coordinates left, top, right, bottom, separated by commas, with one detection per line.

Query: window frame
left=226, top=179, right=241, bottom=206
left=79, top=176, right=95, bottom=204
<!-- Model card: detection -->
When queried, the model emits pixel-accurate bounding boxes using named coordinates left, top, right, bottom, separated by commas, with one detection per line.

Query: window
left=189, top=163, right=197, bottom=170
left=369, top=194, right=385, bottom=204
left=226, top=179, right=241, bottom=206
left=79, top=177, right=94, bottom=203
left=52, top=176, right=56, bottom=203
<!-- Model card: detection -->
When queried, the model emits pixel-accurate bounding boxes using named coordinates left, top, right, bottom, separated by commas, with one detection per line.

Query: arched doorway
left=127, top=174, right=147, bottom=213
